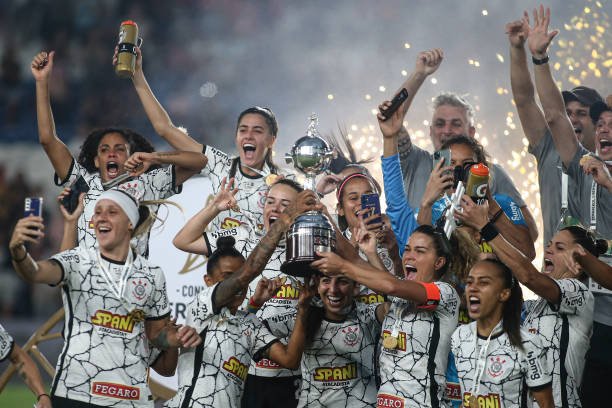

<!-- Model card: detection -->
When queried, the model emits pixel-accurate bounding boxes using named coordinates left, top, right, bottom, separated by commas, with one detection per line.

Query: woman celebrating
left=127, top=47, right=284, bottom=234
left=458, top=199, right=598, bottom=408
left=313, top=225, right=461, bottom=407
left=9, top=190, right=201, bottom=407
left=166, top=234, right=314, bottom=408
left=31, top=51, right=207, bottom=257
left=452, top=259, right=553, bottom=408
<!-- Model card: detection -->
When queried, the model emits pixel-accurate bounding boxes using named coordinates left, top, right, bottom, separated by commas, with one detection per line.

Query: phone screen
left=24, top=197, right=43, bottom=217
left=361, top=193, right=381, bottom=224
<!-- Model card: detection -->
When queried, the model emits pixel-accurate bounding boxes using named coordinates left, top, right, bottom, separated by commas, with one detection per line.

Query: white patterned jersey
left=49, top=247, right=171, bottom=407
left=204, top=223, right=302, bottom=378
left=377, top=282, right=459, bottom=408
left=0, top=324, right=14, bottom=362
left=451, top=322, right=552, bottom=408
left=522, top=279, right=593, bottom=408
left=265, top=302, right=381, bottom=408
left=166, top=283, right=279, bottom=408
left=201, top=145, right=284, bottom=234
left=55, top=159, right=181, bottom=257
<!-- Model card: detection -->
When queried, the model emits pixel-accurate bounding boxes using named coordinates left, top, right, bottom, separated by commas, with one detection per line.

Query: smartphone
left=433, top=148, right=452, bottom=166
left=361, top=193, right=381, bottom=225
left=380, top=88, right=409, bottom=121
left=24, top=197, right=43, bottom=217
left=62, top=176, right=90, bottom=213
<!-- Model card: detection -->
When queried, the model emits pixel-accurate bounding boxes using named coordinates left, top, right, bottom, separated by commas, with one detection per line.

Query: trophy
left=281, top=114, right=336, bottom=277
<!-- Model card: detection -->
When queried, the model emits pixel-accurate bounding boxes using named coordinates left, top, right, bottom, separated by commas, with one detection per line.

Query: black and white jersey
left=522, top=278, right=593, bottom=407
left=204, top=223, right=302, bottom=378
left=0, top=323, right=14, bottom=362
left=202, top=145, right=281, bottom=234
left=55, top=159, right=180, bottom=257
left=265, top=303, right=381, bottom=408
left=166, top=283, right=279, bottom=408
left=451, top=322, right=552, bottom=408
left=49, top=247, right=171, bottom=407
left=377, top=282, right=459, bottom=408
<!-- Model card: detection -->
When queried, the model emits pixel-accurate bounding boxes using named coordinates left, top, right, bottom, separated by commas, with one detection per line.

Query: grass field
left=0, top=384, right=37, bottom=408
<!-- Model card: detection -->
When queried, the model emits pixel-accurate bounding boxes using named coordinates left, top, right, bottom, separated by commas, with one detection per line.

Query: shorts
left=241, top=374, right=301, bottom=408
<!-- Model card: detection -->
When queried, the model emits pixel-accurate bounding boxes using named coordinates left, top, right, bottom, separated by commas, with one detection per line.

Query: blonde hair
left=133, top=199, right=183, bottom=238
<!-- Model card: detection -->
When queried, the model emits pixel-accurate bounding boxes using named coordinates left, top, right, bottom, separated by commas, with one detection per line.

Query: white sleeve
left=145, top=264, right=172, bottom=320
left=522, top=331, right=553, bottom=389
left=553, top=278, right=593, bottom=315
left=0, top=324, right=15, bottom=362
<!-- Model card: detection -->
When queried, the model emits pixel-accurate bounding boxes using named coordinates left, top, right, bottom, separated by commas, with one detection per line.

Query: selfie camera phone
left=24, top=197, right=43, bottom=217
left=62, top=176, right=90, bottom=214
left=380, top=88, right=409, bottom=121
left=361, top=193, right=381, bottom=225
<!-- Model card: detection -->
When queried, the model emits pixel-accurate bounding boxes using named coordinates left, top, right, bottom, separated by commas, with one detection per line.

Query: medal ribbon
left=470, top=321, right=503, bottom=398
left=96, top=250, right=135, bottom=309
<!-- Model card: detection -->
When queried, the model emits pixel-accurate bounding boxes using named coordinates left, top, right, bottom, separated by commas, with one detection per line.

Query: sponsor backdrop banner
left=149, top=176, right=213, bottom=390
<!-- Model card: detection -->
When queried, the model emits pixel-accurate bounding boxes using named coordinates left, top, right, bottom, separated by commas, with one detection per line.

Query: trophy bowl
left=280, top=211, right=336, bottom=277
left=288, top=135, right=334, bottom=176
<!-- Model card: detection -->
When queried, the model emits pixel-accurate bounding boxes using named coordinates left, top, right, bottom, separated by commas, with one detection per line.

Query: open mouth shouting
left=468, top=294, right=481, bottom=315
left=404, top=264, right=417, bottom=280
left=243, top=143, right=256, bottom=161
left=106, top=161, right=121, bottom=179
left=599, top=138, right=612, bottom=155
left=543, top=258, right=554, bottom=274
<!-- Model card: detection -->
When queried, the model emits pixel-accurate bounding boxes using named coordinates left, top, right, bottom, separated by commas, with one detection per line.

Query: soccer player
left=452, top=259, right=554, bottom=408
left=9, top=190, right=201, bottom=407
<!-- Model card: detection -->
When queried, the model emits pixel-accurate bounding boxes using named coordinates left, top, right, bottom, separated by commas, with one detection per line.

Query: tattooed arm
left=9, top=343, right=50, bottom=406
left=213, top=190, right=320, bottom=309
left=146, top=318, right=202, bottom=350
left=124, top=150, right=208, bottom=185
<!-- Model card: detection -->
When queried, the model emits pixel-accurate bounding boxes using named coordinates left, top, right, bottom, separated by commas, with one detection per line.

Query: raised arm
left=9, top=217, right=63, bottom=285
left=127, top=47, right=203, bottom=152
left=528, top=6, right=577, bottom=166
left=565, top=244, right=612, bottom=290
left=8, top=343, right=51, bottom=408
left=388, top=49, right=444, bottom=156
left=31, top=51, right=73, bottom=181
left=508, top=14, right=549, bottom=147
left=173, top=177, right=238, bottom=255
left=57, top=189, right=84, bottom=251
left=416, top=159, right=454, bottom=227
left=123, top=150, right=207, bottom=185
left=213, top=191, right=321, bottom=309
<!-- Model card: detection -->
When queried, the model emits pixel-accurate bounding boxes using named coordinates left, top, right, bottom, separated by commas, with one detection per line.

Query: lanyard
left=561, top=172, right=568, bottom=211
left=589, top=180, right=598, bottom=231
left=470, top=321, right=503, bottom=397
left=96, top=250, right=134, bottom=302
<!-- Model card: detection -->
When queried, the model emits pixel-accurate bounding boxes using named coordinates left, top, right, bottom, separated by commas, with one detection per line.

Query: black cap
left=562, top=86, right=603, bottom=107
left=589, top=100, right=612, bottom=124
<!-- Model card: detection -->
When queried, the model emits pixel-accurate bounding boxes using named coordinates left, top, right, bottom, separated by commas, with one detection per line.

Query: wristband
left=37, top=393, right=50, bottom=402
left=532, top=55, right=549, bottom=65
left=480, top=222, right=500, bottom=242
left=247, top=297, right=262, bottom=313
left=416, top=282, right=441, bottom=311
left=489, top=208, right=503, bottom=224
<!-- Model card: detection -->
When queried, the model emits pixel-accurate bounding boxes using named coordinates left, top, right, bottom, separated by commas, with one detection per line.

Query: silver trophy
left=281, top=114, right=336, bottom=277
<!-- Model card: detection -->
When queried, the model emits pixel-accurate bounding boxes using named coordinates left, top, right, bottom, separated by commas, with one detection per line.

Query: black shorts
left=241, top=374, right=301, bottom=408
left=51, top=396, right=108, bottom=408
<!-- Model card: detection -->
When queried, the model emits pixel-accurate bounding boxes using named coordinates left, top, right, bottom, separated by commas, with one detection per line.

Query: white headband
left=96, top=189, right=140, bottom=227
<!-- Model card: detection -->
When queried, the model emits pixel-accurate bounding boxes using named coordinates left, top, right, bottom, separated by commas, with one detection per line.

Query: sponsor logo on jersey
left=445, top=381, right=461, bottom=401
left=313, top=362, right=357, bottom=383
left=382, top=330, right=407, bottom=351
left=526, top=350, right=542, bottom=380
left=487, top=355, right=509, bottom=378
left=91, top=310, right=137, bottom=333
left=463, top=392, right=501, bottom=407
left=131, top=279, right=148, bottom=301
left=356, top=293, right=386, bottom=304
left=91, top=382, right=140, bottom=400
left=342, top=326, right=360, bottom=347
left=377, top=393, right=405, bottom=407
left=221, top=217, right=241, bottom=230
left=222, top=356, right=248, bottom=382
left=118, top=181, right=143, bottom=201
left=275, top=284, right=300, bottom=300
left=211, top=228, right=239, bottom=239
left=255, top=358, right=281, bottom=369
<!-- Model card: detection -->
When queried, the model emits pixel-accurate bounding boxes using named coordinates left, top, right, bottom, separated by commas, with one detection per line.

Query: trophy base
left=280, top=257, right=321, bottom=278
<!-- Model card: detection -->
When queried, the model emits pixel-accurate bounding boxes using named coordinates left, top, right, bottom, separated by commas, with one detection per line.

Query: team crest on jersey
left=342, top=326, right=360, bottom=346
left=91, top=382, right=140, bottom=400
left=221, top=217, right=241, bottom=230
left=131, top=279, right=148, bottom=301
left=222, top=356, right=248, bottom=382
left=463, top=392, right=501, bottom=407
left=258, top=191, right=266, bottom=210
left=487, top=355, right=509, bottom=378
left=91, top=310, right=137, bottom=334
left=117, top=181, right=143, bottom=201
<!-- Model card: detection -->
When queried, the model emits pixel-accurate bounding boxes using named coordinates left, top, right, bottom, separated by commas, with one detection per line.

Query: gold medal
left=230, top=204, right=241, bottom=213
left=129, top=309, right=145, bottom=323
left=382, top=335, right=398, bottom=350
left=468, top=395, right=478, bottom=407
left=265, top=174, right=279, bottom=186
